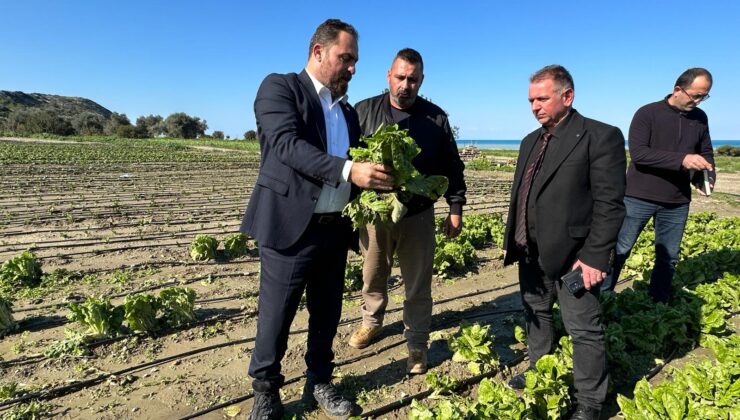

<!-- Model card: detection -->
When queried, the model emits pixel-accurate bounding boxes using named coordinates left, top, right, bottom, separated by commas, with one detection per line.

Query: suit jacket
left=503, top=110, right=626, bottom=280
left=240, top=70, right=361, bottom=249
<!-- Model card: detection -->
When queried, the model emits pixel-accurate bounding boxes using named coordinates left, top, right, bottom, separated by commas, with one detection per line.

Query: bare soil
left=0, top=142, right=737, bottom=419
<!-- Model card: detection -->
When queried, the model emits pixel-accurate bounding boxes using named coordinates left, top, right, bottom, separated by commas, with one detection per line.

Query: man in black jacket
left=347, top=48, right=466, bottom=374
left=503, top=65, right=626, bottom=420
left=241, top=19, right=394, bottom=420
left=601, top=68, right=715, bottom=302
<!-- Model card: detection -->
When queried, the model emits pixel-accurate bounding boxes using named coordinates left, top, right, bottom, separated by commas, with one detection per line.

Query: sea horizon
left=457, top=139, right=740, bottom=150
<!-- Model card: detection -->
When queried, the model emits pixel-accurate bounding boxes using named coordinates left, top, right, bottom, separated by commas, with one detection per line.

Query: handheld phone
left=702, top=169, right=712, bottom=196
left=561, top=267, right=585, bottom=295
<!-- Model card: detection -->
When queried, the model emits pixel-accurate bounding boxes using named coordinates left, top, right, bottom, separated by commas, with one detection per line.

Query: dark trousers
left=248, top=216, right=351, bottom=392
left=601, top=196, right=689, bottom=302
left=519, top=251, right=608, bottom=410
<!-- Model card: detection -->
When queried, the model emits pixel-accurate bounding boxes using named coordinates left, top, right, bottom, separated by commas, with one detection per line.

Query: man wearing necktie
left=502, top=65, right=626, bottom=420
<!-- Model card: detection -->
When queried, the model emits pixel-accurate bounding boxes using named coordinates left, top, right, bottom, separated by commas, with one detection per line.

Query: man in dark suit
left=240, top=19, right=394, bottom=420
left=502, top=65, right=626, bottom=420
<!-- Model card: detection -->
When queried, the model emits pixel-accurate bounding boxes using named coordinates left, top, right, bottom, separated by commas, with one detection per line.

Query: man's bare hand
left=348, top=162, right=394, bottom=190
left=682, top=154, right=713, bottom=171
left=571, top=260, right=606, bottom=290
left=442, top=213, right=463, bottom=239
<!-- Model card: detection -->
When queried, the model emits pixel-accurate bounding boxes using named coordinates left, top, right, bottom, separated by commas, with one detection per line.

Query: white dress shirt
left=305, top=69, right=354, bottom=213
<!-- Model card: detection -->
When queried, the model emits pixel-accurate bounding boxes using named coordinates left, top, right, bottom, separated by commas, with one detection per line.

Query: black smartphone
left=561, top=267, right=585, bottom=294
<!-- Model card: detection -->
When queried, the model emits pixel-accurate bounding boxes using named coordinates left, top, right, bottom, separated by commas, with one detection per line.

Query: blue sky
left=2, top=1, right=738, bottom=140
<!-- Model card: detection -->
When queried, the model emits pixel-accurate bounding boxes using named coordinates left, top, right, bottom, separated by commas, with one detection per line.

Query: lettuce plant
left=159, top=287, right=196, bottom=326
left=223, top=233, right=248, bottom=258
left=343, top=124, right=448, bottom=229
left=124, top=293, right=162, bottom=333
left=190, top=234, right=219, bottom=261
left=448, top=322, right=499, bottom=374
left=0, top=297, right=17, bottom=338
left=0, top=251, right=43, bottom=291
left=67, top=296, right=124, bottom=338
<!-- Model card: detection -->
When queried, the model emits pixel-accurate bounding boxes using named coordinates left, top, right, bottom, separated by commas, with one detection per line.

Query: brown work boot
left=407, top=348, right=428, bottom=374
left=348, top=325, right=382, bottom=349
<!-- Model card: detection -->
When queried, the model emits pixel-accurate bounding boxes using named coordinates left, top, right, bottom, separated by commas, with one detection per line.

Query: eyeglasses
left=680, top=86, right=710, bottom=103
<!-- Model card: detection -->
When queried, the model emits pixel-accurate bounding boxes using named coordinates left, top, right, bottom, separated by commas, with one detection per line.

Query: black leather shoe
left=568, top=404, right=601, bottom=420
left=248, top=391, right=284, bottom=420
left=302, top=378, right=361, bottom=419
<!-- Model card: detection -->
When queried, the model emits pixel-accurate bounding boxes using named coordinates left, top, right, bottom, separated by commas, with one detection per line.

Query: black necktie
left=514, top=132, right=552, bottom=248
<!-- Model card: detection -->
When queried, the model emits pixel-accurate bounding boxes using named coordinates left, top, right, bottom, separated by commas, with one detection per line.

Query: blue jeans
left=601, top=196, right=689, bottom=302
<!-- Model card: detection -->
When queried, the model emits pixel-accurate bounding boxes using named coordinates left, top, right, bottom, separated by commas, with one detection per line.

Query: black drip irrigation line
left=0, top=190, right=251, bottom=209
left=1, top=309, right=261, bottom=369
left=63, top=257, right=258, bottom=279
left=178, top=340, right=416, bottom=420
left=0, top=183, right=252, bottom=202
left=642, top=349, right=678, bottom=382
left=178, top=277, right=650, bottom=419
left=360, top=354, right=527, bottom=419
left=0, top=183, right=251, bottom=205
left=4, top=195, right=248, bottom=216
left=14, top=270, right=259, bottom=313
left=0, top=218, right=241, bottom=238
left=0, top=285, right=521, bottom=410
left=1, top=202, right=245, bottom=226
left=356, top=308, right=688, bottom=419
left=1, top=196, right=503, bottom=229
left=0, top=205, right=243, bottom=225
left=0, top=334, right=258, bottom=411
left=12, top=289, right=258, bottom=333
left=1, top=224, right=242, bottom=253
left=29, top=240, right=193, bottom=260
left=179, top=306, right=527, bottom=419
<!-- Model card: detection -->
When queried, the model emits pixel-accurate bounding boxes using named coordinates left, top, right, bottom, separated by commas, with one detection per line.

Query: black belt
left=311, top=212, right=343, bottom=225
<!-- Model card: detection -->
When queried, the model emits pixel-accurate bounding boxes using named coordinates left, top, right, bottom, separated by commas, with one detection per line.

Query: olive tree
left=72, top=112, right=105, bottom=135
left=104, top=112, right=132, bottom=136
left=4, top=109, right=74, bottom=135
left=135, top=114, right=166, bottom=138
left=164, top=112, right=207, bottom=139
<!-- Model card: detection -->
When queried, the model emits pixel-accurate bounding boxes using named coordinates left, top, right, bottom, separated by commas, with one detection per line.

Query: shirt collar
left=663, top=94, right=688, bottom=115
left=305, top=68, right=348, bottom=105
left=542, top=109, right=574, bottom=139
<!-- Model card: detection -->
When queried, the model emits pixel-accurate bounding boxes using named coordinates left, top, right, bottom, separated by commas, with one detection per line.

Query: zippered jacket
left=354, top=93, right=466, bottom=216
left=626, top=98, right=715, bottom=204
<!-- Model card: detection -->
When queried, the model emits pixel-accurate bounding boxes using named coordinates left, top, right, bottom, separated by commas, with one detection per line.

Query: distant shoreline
left=457, top=139, right=740, bottom=150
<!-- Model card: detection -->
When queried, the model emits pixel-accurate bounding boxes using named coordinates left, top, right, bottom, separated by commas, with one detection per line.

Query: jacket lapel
left=512, top=130, right=541, bottom=189
left=534, top=110, right=586, bottom=193
left=298, top=70, right=328, bottom=151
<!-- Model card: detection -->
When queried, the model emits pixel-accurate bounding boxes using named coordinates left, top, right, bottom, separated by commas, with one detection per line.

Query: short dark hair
left=394, top=48, right=423, bottom=69
left=308, top=19, right=358, bottom=59
left=530, top=64, right=574, bottom=92
left=675, top=68, right=713, bottom=89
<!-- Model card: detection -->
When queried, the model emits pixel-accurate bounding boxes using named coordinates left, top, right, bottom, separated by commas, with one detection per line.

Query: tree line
left=1, top=108, right=258, bottom=140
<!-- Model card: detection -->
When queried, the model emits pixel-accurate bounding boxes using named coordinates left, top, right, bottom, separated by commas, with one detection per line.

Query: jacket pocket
left=256, top=173, right=289, bottom=196
left=568, top=225, right=590, bottom=238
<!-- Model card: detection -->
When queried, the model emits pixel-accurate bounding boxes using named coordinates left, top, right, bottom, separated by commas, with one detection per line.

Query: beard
left=326, top=70, right=352, bottom=98
left=391, top=89, right=416, bottom=109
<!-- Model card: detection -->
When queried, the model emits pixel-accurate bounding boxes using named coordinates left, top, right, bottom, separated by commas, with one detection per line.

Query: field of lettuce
left=0, top=137, right=738, bottom=419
